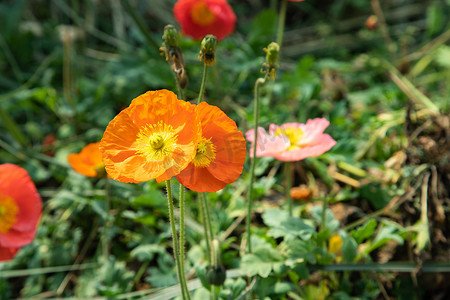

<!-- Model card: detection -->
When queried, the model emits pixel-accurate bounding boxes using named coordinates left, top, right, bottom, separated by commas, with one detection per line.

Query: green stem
left=166, top=180, right=189, bottom=300
left=201, top=193, right=214, bottom=265
left=199, top=193, right=211, bottom=264
left=276, top=0, right=288, bottom=47
left=179, top=184, right=191, bottom=300
left=102, top=177, right=112, bottom=261
left=246, top=75, right=268, bottom=254
left=197, top=63, right=208, bottom=104
left=172, top=72, right=185, bottom=100
left=285, top=162, right=293, bottom=216
left=321, top=195, right=328, bottom=233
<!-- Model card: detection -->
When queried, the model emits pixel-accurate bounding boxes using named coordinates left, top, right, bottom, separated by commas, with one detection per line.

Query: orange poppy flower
left=0, top=164, right=42, bottom=261
left=100, top=90, right=202, bottom=183
left=176, top=102, right=246, bottom=193
left=68, top=142, right=105, bottom=177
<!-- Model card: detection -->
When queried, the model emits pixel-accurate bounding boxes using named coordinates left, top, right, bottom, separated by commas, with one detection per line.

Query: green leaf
left=351, top=219, right=378, bottom=244
left=359, top=183, right=390, bottom=210
left=240, top=247, right=285, bottom=278
left=263, top=208, right=315, bottom=241
left=222, top=277, right=246, bottom=299
left=342, top=236, right=358, bottom=263
left=130, top=244, right=164, bottom=262
left=310, top=206, right=340, bottom=232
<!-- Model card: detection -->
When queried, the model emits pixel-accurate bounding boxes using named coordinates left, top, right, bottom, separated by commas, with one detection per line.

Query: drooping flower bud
left=162, top=25, right=179, bottom=47
left=199, top=34, right=217, bottom=66
left=160, top=25, right=188, bottom=89
left=261, top=42, right=280, bottom=79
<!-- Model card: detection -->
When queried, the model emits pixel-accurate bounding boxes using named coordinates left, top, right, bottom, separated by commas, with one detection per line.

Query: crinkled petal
left=298, top=118, right=331, bottom=146
left=246, top=127, right=289, bottom=157
left=273, top=134, right=337, bottom=161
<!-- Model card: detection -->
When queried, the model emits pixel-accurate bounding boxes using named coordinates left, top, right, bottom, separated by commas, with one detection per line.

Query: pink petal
left=273, top=134, right=336, bottom=161
left=269, top=122, right=302, bottom=135
left=246, top=127, right=289, bottom=158
left=298, top=118, right=331, bottom=146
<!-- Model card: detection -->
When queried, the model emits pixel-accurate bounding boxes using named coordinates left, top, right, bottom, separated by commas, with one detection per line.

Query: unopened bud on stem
left=261, top=42, right=280, bottom=79
left=199, top=34, right=217, bottom=66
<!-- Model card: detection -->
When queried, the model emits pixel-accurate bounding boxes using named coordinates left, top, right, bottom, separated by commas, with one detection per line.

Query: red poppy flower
left=0, top=164, right=42, bottom=261
left=68, top=142, right=105, bottom=177
left=174, top=0, right=236, bottom=40
left=176, top=102, right=246, bottom=193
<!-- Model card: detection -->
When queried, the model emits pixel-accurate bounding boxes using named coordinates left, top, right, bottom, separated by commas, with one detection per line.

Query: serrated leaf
left=240, top=247, right=285, bottom=278
left=263, top=208, right=315, bottom=241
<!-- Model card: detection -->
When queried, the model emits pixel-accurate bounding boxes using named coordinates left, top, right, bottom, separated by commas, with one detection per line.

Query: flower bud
left=160, top=25, right=188, bottom=89
left=162, top=25, right=179, bottom=47
left=199, top=34, right=217, bottom=66
left=206, top=265, right=227, bottom=286
left=265, top=42, right=279, bottom=66
left=261, top=42, right=280, bottom=79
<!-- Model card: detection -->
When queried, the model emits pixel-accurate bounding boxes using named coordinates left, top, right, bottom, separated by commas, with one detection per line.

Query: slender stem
left=202, top=193, right=214, bottom=242
left=212, top=285, right=218, bottom=300
left=102, top=177, right=112, bottom=260
left=199, top=194, right=211, bottom=264
left=172, top=72, right=186, bottom=100
left=285, top=162, right=293, bottom=216
left=166, top=180, right=189, bottom=300
left=62, top=39, right=75, bottom=113
left=276, top=0, right=288, bottom=47
left=179, top=184, right=191, bottom=300
left=370, top=0, right=396, bottom=61
left=197, top=63, right=208, bottom=104
left=321, top=194, right=328, bottom=233
left=246, top=75, right=268, bottom=254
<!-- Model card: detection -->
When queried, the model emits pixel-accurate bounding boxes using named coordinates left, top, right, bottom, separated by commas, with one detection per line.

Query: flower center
left=0, top=194, right=19, bottom=234
left=193, top=137, right=216, bottom=168
left=191, top=1, right=216, bottom=26
left=275, top=127, right=304, bottom=151
left=135, top=121, right=179, bottom=161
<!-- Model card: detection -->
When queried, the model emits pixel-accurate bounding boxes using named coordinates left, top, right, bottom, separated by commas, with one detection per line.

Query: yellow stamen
left=275, top=127, right=304, bottom=150
left=0, top=194, right=19, bottom=234
left=135, top=121, right=179, bottom=161
left=193, top=137, right=216, bottom=168
left=191, top=1, right=216, bottom=26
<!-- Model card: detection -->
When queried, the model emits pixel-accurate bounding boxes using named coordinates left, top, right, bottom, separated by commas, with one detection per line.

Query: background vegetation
left=0, top=0, right=449, bottom=299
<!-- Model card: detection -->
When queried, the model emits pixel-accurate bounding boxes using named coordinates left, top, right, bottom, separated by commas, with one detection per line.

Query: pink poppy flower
left=0, top=164, right=42, bottom=261
left=246, top=118, right=336, bottom=162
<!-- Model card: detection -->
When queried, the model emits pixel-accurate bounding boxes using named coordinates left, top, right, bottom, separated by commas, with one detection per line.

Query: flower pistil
left=135, top=121, right=180, bottom=161
left=191, top=1, right=216, bottom=26
left=193, top=137, right=216, bottom=168
left=0, top=194, right=18, bottom=234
